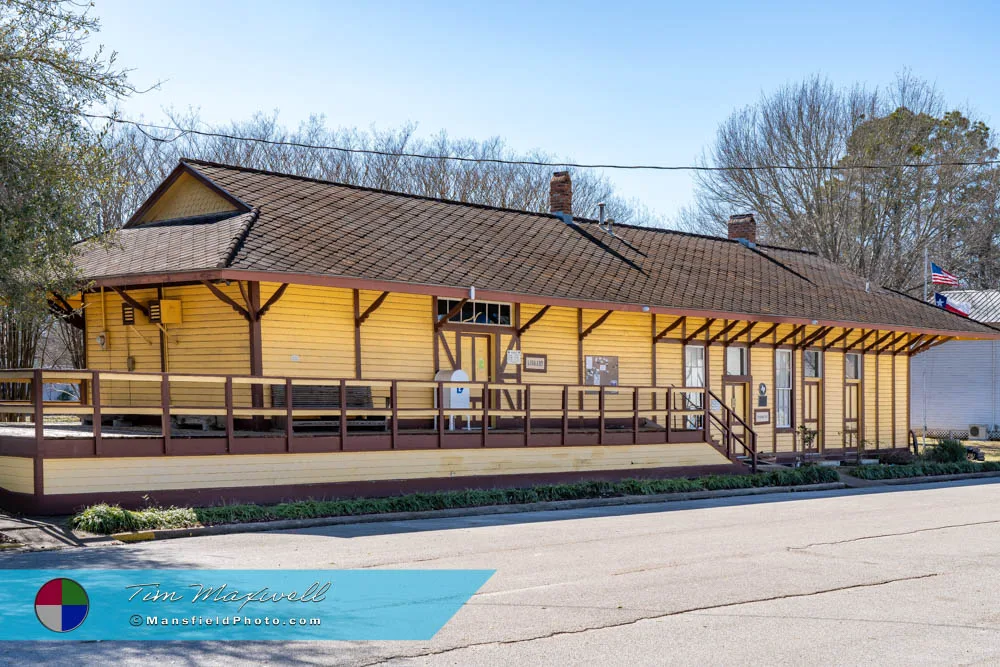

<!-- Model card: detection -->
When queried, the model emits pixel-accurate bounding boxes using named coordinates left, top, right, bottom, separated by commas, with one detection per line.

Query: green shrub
left=850, top=460, right=1000, bottom=480
left=71, top=466, right=840, bottom=535
left=925, top=439, right=968, bottom=464
left=879, top=449, right=915, bottom=465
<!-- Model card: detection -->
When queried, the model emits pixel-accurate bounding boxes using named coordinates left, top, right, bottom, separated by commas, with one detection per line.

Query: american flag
left=931, top=262, right=960, bottom=286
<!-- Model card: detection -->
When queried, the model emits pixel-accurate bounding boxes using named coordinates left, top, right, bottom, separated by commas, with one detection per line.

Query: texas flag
left=934, top=292, right=971, bottom=317
left=931, top=262, right=960, bottom=286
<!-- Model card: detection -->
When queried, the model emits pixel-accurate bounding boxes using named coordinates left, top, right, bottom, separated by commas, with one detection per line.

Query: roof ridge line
left=217, top=208, right=260, bottom=269
left=180, top=158, right=815, bottom=255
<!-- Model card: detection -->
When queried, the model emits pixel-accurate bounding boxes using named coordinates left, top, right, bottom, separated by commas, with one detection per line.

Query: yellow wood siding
left=825, top=350, right=844, bottom=450
left=361, top=291, right=434, bottom=408
left=137, top=171, right=237, bottom=224
left=877, top=355, right=893, bottom=447
left=582, top=309, right=652, bottom=412
left=84, top=288, right=162, bottom=407
left=161, top=284, right=251, bottom=407
left=750, top=344, right=775, bottom=453
left=521, top=306, right=579, bottom=410
left=0, top=457, right=33, bottom=494
left=895, top=355, right=909, bottom=447
left=260, top=283, right=355, bottom=378
left=43, top=442, right=730, bottom=495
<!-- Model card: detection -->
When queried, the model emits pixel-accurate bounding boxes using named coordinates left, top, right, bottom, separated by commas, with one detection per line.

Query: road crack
left=789, top=519, right=1000, bottom=550
left=358, top=572, right=939, bottom=665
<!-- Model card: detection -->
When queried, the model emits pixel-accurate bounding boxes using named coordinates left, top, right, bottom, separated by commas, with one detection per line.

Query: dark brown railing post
left=391, top=380, right=399, bottom=449
left=752, top=432, right=759, bottom=473
left=91, top=370, right=102, bottom=456
left=598, top=386, right=606, bottom=445
left=285, top=378, right=294, bottom=452
left=665, top=387, right=672, bottom=443
left=703, top=390, right=711, bottom=443
left=481, top=382, right=488, bottom=448
left=437, top=382, right=445, bottom=448
left=561, top=386, right=569, bottom=446
left=339, top=379, right=347, bottom=450
left=161, top=373, right=171, bottom=454
left=632, top=387, right=640, bottom=444
left=225, top=376, right=234, bottom=453
left=725, top=406, right=732, bottom=458
left=524, top=385, right=531, bottom=447
left=32, top=369, right=44, bottom=446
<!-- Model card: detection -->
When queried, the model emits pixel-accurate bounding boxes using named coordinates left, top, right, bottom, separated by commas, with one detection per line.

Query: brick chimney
left=728, top=213, right=757, bottom=244
left=549, top=171, right=572, bottom=217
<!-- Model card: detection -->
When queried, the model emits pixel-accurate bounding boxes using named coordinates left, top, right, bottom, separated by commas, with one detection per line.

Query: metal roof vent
left=597, top=203, right=615, bottom=236
left=736, top=238, right=756, bottom=250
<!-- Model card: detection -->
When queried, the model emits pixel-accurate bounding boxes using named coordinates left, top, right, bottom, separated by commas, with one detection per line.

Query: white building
left=911, top=290, right=1000, bottom=438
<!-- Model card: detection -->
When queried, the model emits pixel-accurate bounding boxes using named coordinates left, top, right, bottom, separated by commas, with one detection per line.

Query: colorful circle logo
left=35, top=578, right=89, bottom=633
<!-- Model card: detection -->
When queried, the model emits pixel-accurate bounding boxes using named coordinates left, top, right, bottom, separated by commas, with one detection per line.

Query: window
left=437, top=299, right=511, bottom=325
left=845, top=353, right=861, bottom=380
left=684, top=345, right=705, bottom=388
left=683, top=345, right=705, bottom=429
left=775, top=349, right=792, bottom=428
left=725, top=347, right=747, bottom=376
left=804, top=350, right=822, bottom=378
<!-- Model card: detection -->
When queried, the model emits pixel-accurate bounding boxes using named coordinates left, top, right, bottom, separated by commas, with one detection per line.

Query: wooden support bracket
left=580, top=310, right=614, bottom=340
left=749, top=323, right=779, bottom=346
left=517, top=305, right=551, bottom=336
left=774, top=324, right=805, bottom=347
left=435, top=298, right=468, bottom=331
left=201, top=281, right=251, bottom=321
left=356, top=290, right=390, bottom=326
left=653, top=316, right=685, bottom=342
left=707, top=320, right=739, bottom=345
left=822, top=328, right=853, bottom=351
left=798, top=326, right=833, bottom=350
left=109, top=286, right=151, bottom=319
left=683, top=318, right=715, bottom=344
left=845, top=329, right=876, bottom=352
left=257, top=283, right=290, bottom=321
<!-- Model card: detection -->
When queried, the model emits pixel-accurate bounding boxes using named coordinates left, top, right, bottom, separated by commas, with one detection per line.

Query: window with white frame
left=775, top=349, right=792, bottom=428
left=803, top=350, right=822, bottom=378
left=725, top=346, right=747, bottom=376
left=845, top=353, right=861, bottom=380
left=683, top=345, right=705, bottom=428
left=437, top=299, right=511, bottom=325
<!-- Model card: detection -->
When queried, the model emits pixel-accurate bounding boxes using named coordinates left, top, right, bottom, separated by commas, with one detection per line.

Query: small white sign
left=506, top=349, right=522, bottom=365
left=290, top=355, right=300, bottom=362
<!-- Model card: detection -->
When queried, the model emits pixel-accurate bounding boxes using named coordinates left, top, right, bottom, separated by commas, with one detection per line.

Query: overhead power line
left=84, top=113, right=1000, bottom=173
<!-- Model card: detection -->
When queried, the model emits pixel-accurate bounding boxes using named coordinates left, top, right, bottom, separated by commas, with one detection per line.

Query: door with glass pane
left=802, top=349, right=823, bottom=453
left=681, top=345, right=705, bottom=430
left=844, top=353, right=862, bottom=450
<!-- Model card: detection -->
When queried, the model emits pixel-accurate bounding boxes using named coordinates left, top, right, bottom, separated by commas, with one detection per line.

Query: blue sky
left=93, top=0, right=999, bottom=222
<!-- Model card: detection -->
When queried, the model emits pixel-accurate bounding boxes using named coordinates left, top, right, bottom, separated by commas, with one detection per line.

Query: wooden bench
left=270, top=384, right=387, bottom=431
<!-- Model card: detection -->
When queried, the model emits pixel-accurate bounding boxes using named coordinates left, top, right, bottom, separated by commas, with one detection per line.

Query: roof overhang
left=80, top=269, right=1000, bottom=341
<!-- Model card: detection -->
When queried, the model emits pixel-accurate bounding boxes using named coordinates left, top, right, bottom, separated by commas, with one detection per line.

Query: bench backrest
left=270, top=384, right=374, bottom=410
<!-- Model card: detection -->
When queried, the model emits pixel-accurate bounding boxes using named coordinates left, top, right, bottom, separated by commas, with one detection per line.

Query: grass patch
left=71, top=467, right=840, bottom=536
left=850, top=460, right=1000, bottom=480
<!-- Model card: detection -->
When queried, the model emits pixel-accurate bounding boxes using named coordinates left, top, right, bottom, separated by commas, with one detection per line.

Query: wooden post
left=703, top=390, right=711, bottom=443
left=391, top=380, right=398, bottom=450
left=666, top=387, right=672, bottom=444
left=161, top=374, right=171, bottom=454
left=437, top=382, right=445, bottom=448
left=524, top=385, right=531, bottom=447
left=726, top=407, right=732, bottom=458
left=561, top=386, right=569, bottom=446
left=481, top=382, right=488, bottom=448
left=632, top=387, right=640, bottom=444
left=598, top=386, right=606, bottom=445
left=339, top=379, right=347, bottom=451
left=92, top=371, right=102, bottom=457
left=32, top=369, right=44, bottom=502
left=285, top=378, right=293, bottom=452
left=225, top=376, right=234, bottom=454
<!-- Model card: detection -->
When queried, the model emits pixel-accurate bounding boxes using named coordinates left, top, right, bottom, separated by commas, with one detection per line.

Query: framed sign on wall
left=523, top=353, right=547, bottom=373
left=754, top=409, right=771, bottom=425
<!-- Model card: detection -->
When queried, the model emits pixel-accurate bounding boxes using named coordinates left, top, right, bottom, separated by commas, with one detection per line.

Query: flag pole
left=924, top=246, right=929, bottom=302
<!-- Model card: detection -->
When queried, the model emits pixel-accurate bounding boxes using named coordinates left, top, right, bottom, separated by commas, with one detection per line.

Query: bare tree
left=680, top=73, right=1000, bottom=292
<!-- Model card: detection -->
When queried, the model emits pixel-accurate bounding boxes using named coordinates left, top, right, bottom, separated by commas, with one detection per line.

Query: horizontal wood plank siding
left=43, top=443, right=730, bottom=494
left=0, top=456, right=34, bottom=494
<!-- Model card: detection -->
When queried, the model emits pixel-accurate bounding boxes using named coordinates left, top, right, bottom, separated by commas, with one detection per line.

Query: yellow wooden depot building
left=1, top=160, right=995, bottom=513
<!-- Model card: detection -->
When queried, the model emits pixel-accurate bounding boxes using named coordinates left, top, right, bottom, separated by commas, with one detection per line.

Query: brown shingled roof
left=76, top=158, right=999, bottom=337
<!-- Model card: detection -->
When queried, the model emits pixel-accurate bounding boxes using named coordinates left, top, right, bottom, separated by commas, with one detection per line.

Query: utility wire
left=84, top=113, right=1000, bottom=173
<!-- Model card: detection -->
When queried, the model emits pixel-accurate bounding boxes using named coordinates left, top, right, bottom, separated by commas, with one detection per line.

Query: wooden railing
left=0, top=369, right=757, bottom=471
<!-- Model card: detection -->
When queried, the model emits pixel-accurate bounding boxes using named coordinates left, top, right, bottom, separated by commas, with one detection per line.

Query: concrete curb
left=869, top=470, right=1000, bottom=486
left=109, top=482, right=847, bottom=543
